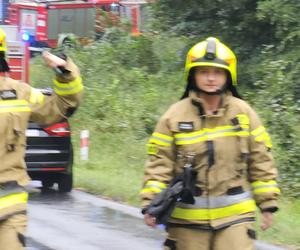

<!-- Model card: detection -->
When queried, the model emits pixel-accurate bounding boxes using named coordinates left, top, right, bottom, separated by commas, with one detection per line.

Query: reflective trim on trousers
left=176, top=191, right=253, bottom=209
left=171, top=199, right=256, bottom=220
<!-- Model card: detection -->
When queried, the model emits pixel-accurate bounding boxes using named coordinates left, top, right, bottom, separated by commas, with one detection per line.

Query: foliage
left=73, top=33, right=186, bottom=138
left=148, top=0, right=300, bottom=89
left=30, top=31, right=186, bottom=139
left=149, top=0, right=276, bottom=59
left=246, top=1, right=300, bottom=196
left=257, top=0, right=300, bottom=47
left=244, top=48, right=300, bottom=196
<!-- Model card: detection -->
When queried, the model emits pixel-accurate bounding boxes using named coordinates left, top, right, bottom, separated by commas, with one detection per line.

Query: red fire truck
left=6, top=0, right=122, bottom=48
left=6, top=0, right=147, bottom=49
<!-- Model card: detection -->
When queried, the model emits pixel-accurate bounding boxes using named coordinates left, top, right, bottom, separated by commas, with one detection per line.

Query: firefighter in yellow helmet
left=141, top=37, right=280, bottom=250
left=0, top=27, right=9, bottom=72
left=0, top=28, right=7, bottom=51
left=0, top=27, right=83, bottom=249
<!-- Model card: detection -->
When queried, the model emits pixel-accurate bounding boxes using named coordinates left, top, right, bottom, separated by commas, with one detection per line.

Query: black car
left=25, top=89, right=73, bottom=192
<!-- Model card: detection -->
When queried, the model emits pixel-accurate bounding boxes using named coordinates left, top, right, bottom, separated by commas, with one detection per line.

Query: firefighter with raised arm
left=141, top=37, right=280, bottom=250
left=0, top=27, right=83, bottom=249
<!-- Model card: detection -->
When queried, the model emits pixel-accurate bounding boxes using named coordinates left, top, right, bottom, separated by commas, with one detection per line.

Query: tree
left=150, top=0, right=277, bottom=59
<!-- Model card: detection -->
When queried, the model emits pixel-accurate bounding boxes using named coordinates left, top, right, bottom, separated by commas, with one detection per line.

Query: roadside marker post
left=80, top=130, right=89, bottom=161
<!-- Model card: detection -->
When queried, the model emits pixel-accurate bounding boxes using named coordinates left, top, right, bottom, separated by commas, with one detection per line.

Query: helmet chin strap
left=195, top=84, right=227, bottom=96
left=0, top=52, right=9, bottom=73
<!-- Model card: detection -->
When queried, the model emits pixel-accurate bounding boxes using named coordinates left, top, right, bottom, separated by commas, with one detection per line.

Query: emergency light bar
left=21, top=31, right=30, bottom=42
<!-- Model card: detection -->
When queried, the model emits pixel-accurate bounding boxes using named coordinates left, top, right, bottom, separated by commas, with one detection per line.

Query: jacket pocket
left=235, top=135, right=250, bottom=177
left=6, top=113, right=26, bottom=152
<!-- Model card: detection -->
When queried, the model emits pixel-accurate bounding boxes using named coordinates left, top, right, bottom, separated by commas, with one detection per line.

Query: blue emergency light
left=21, top=31, right=30, bottom=42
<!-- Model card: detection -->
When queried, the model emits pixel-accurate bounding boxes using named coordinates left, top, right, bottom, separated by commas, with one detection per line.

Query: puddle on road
left=29, top=189, right=165, bottom=241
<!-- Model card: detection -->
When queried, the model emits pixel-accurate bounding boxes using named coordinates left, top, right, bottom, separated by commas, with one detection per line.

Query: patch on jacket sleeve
left=147, top=144, right=159, bottom=155
left=236, top=114, right=250, bottom=125
left=178, top=122, right=194, bottom=132
left=0, top=90, right=17, bottom=100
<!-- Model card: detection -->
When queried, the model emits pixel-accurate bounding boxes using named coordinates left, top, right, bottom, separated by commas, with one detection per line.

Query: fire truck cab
left=6, top=0, right=149, bottom=50
left=7, top=0, right=121, bottom=49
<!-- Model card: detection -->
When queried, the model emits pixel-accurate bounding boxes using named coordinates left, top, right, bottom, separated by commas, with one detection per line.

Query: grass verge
left=72, top=129, right=146, bottom=206
left=257, top=199, right=300, bottom=249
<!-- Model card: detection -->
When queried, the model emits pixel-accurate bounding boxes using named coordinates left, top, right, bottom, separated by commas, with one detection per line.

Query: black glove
left=144, top=180, right=183, bottom=225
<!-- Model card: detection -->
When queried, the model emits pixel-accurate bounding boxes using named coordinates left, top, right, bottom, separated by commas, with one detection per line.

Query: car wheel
left=42, top=179, right=54, bottom=189
left=58, top=173, right=73, bottom=193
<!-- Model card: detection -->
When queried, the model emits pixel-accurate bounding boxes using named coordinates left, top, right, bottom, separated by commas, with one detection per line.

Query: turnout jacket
left=0, top=58, right=83, bottom=220
left=141, top=91, right=280, bottom=229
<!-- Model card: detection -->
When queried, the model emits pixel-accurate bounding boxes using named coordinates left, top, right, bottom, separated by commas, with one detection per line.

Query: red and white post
left=80, top=130, right=89, bottom=161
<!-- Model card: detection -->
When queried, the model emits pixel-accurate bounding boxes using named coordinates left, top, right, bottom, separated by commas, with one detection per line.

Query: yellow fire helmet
left=0, top=28, right=7, bottom=52
left=185, top=37, right=237, bottom=85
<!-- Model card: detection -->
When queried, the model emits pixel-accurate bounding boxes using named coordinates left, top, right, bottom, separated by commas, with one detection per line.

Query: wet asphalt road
left=26, top=186, right=290, bottom=250
left=26, top=188, right=165, bottom=250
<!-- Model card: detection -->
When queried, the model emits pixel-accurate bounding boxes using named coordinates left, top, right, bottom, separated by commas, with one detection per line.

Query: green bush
left=64, top=32, right=185, bottom=137
left=245, top=46, right=300, bottom=197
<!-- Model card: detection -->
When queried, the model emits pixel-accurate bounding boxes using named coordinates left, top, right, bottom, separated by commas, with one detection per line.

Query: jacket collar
left=189, top=91, right=232, bottom=117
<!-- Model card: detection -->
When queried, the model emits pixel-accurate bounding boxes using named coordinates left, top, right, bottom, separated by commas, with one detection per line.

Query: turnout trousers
left=0, top=213, right=27, bottom=250
left=164, top=222, right=256, bottom=250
